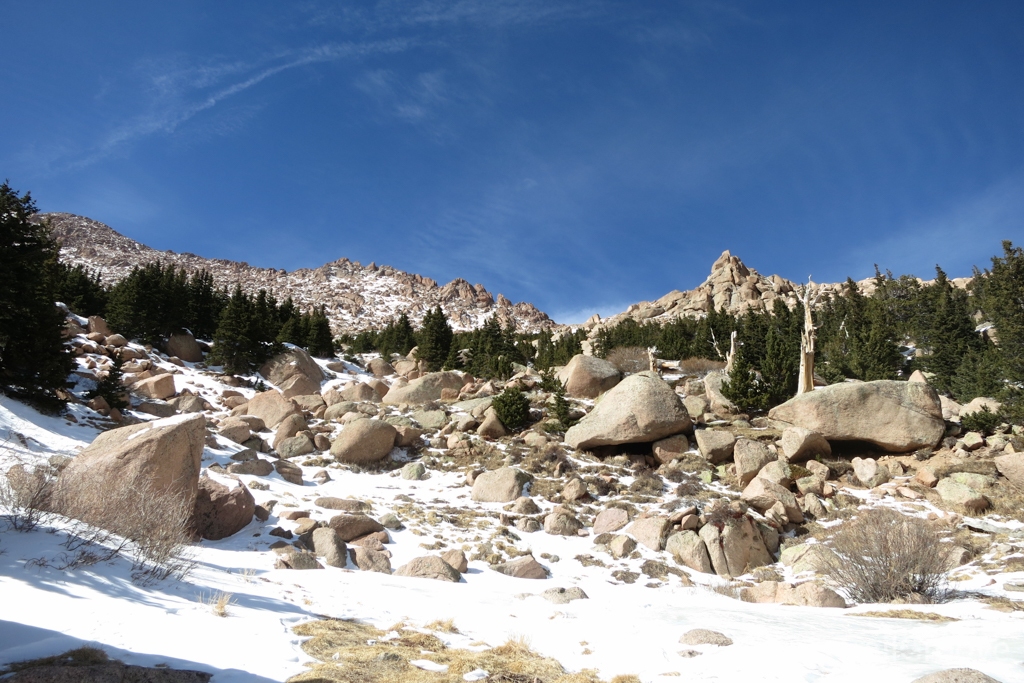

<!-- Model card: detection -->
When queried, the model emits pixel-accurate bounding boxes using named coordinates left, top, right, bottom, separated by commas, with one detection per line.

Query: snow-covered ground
left=2, top=354, right=1024, bottom=682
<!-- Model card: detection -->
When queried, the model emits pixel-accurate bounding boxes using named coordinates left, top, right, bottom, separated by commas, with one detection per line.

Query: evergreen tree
left=378, top=313, right=417, bottom=358
left=185, top=269, right=225, bottom=339
left=974, top=241, right=1024, bottom=383
left=210, top=285, right=257, bottom=374
left=721, top=340, right=768, bottom=412
left=0, top=183, right=73, bottom=405
left=759, top=325, right=799, bottom=407
left=52, top=262, right=108, bottom=317
left=920, top=267, right=983, bottom=392
left=417, top=306, right=453, bottom=371
left=305, top=306, right=335, bottom=357
left=88, top=351, right=127, bottom=410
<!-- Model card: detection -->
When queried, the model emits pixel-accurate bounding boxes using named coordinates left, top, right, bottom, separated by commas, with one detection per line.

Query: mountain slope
left=40, top=212, right=554, bottom=334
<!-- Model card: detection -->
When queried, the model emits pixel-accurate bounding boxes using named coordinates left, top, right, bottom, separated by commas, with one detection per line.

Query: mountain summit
left=40, top=212, right=555, bottom=334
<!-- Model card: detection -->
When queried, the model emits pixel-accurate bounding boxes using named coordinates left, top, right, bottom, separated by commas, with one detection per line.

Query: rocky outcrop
left=565, top=372, right=692, bottom=450
left=260, top=347, right=325, bottom=398
left=245, top=390, right=301, bottom=429
left=768, top=380, right=944, bottom=452
left=472, top=467, right=533, bottom=503
left=167, top=331, right=203, bottom=362
left=43, top=212, right=555, bottom=334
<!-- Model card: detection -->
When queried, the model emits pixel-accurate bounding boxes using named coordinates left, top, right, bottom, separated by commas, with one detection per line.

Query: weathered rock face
left=167, top=331, right=203, bottom=362
left=472, top=467, right=533, bottom=503
left=694, top=429, right=736, bottom=464
left=191, top=476, right=255, bottom=540
left=259, top=347, right=325, bottom=398
left=245, top=390, right=301, bottom=429
left=58, top=413, right=206, bottom=518
left=698, top=516, right=773, bottom=578
left=626, top=516, right=671, bottom=551
left=382, top=371, right=465, bottom=405
left=768, top=380, right=944, bottom=452
left=330, top=419, right=397, bottom=464
left=312, top=527, right=348, bottom=568
left=593, top=507, right=629, bottom=534
left=734, top=439, right=774, bottom=487
left=666, top=530, right=713, bottom=574
left=556, top=354, right=622, bottom=398
left=565, top=372, right=692, bottom=450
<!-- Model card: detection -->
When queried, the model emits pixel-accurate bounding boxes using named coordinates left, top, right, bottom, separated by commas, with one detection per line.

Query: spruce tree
left=721, top=340, right=767, bottom=412
left=88, top=351, right=127, bottom=410
left=759, top=325, right=798, bottom=407
left=305, top=307, right=335, bottom=357
left=921, top=267, right=983, bottom=392
left=417, top=306, right=453, bottom=371
left=0, top=182, right=73, bottom=405
left=210, top=285, right=256, bottom=374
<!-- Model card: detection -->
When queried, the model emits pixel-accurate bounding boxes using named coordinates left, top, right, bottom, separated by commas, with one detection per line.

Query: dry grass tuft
left=204, top=591, right=234, bottom=617
left=605, top=347, right=651, bottom=374
left=2, top=647, right=109, bottom=674
left=288, top=619, right=623, bottom=683
left=980, top=595, right=1024, bottom=613
left=678, top=357, right=726, bottom=377
left=818, top=508, right=948, bottom=604
left=425, top=618, right=459, bottom=634
left=850, top=610, right=958, bottom=622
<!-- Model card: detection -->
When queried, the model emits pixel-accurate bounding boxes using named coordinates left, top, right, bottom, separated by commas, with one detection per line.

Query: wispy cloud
left=303, top=0, right=597, bottom=32
left=842, top=170, right=1024, bottom=280
left=59, top=39, right=416, bottom=170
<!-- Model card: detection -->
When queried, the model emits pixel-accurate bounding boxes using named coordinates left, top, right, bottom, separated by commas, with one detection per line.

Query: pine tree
left=52, top=262, right=107, bottom=317
left=88, top=351, right=127, bottom=410
left=759, top=325, right=798, bottom=407
left=721, top=340, right=768, bottom=412
left=921, top=267, right=983, bottom=392
left=417, top=306, right=453, bottom=371
left=210, top=286, right=257, bottom=374
left=0, top=182, right=73, bottom=405
left=305, top=306, right=335, bottom=357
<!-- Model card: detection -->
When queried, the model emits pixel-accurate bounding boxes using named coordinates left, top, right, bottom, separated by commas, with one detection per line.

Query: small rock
left=680, top=629, right=732, bottom=647
left=542, top=587, right=588, bottom=604
left=401, top=462, right=427, bottom=480
left=490, top=555, right=548, bottom=579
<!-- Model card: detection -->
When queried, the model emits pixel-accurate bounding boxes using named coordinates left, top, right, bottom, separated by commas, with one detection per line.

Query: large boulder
left=328, top=514, right=385, bottom=542
left=367, top=357, right=395, bottom=377
left=556, top=354, right=621, bottom=398
left=260, top=347, right=326, bottom=398
left=490, top=555, right=548, bottom=579
left=191, top=476, right=255, bottom=540
left=698, top=516, right=773, bottom=578
left=330, top=419, right=397, bottom=464
left=666, top=530, right=713, bottom=574
left=381, top=371, right=466, bottom=405
left=167, top=331, right=203, bottom=363
left=703, top=371, right=738, bottom=415
left=741, top=477, right=804, bottom=523
left=57, top=413, right=206, bottom=519
left=564, top=372, right=692, bottom=450
left=911, top=669, right=1002, bottom=683
left=132, top=374, right=176, bottom=400
left=472, top=467, right=533, bottom=503
left=245, top=390, right=301, bottom=429
left=694, top=429, right=736, bottom=464
left=995, top=453, right=1024, bottom=489
left=734, top=438, right=774, bottom=487
left=768, top=380, right=944, bottom=452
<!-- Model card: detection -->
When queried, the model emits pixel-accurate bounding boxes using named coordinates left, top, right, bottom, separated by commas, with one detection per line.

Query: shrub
left=492, top=386, right=531, bottom=431
left=53, top=470, right=195, bottom=584
left=0, top=460, right=57, bottom=531
left=605, top=346, right=650, bottom=374
left=678, top=357, right=726, bottom=376
left=960, top=405, right=1001, bottom=436
left=819, top=508, right=948, bottom=603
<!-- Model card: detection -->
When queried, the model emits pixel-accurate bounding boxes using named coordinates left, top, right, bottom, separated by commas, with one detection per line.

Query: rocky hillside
left=583, top=249, right=971, bottom=333
left=40, top=212, right=555, bottom=335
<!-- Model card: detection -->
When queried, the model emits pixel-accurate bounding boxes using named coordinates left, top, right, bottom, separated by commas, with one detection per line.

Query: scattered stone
left=275, top=549, right=322, bottom=570
left=490, top=555, right=548, bottom=579
left=260, top=347, right=325, bottom=398
left=561, top=477, right=588, bottom=502
left=246, top=390, right=301, bottom=429
left=395, top=555, right=462, bottom=582
left=994, top=453, right=1024, bottom=489
left=666, top=530, right=713, bottom=574
left=626, top=515, right=671, bottom=551
left=274, top=459, right=303, bottom=485
left=608, top=535, right=637, bottom=558
left=593, top=507, right=630, bottom=534
left=511, top=497, right=540, bottom=515
left=132, top=374, right=176, bottom=400
left=329, top=514, right=385, bottom=542
left=741, top=477, right=804, bottom=523
left=779, top=426, right=832, bottom=463
left=349, top=546, right=392, bottom=573
left=936, top=478, right=989, bottom=511
left=852, top=457, right=890, bottom=488
left=544, top=509, right=583, bottom=536
left=315, top=497, right=368, bottom=512
left=311, top=527, right=348, bottom=568
left=734, top=438, right=775, bottom=486
left=477, top=408, right=508, bottom=439
left=167, top=331, right=203, bottom=362
left=472, top=467, right=533, bottom=503
left=382, top=371, right=466, bottom=405
left=740, top=580, right=846, bottom=608
left=916, top=468, right=939, bottom=488
left=694, top=429, right=736, bottom=464
left=653, top=434, right=690, bottom=464
left=191, top=476, right=254, bottom=540
left=401, top=462, right=427, bottom=480
left=278, top=434, right=315, bottom=459
left=441, top=549, right=469, bottom=573
left=543, top=587, right=589, bottom=604
left=680, top=629, right=732, bottom=647
left=227, top=458, right=274, bottom=477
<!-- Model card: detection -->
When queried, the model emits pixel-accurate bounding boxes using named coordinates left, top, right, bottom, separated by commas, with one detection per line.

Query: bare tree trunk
left=797, top=281, right=817, bottom=395
left=725, top=330, right=738, bottom=375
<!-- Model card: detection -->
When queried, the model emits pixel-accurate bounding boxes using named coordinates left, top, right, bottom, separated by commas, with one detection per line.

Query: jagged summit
left=39, top=212, right=554, bottom=334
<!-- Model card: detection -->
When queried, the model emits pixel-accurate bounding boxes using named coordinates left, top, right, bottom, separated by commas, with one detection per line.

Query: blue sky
left=2, top=1, right=1022, bottom=323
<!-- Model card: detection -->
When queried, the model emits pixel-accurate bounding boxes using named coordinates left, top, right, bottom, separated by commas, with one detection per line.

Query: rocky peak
left=39, top=212, right=554, bottom=334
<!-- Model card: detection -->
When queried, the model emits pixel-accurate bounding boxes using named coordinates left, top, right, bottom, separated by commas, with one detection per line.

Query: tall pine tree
left=417, top=306, right=453, bottom=371
left=0, top=183, right=73, bottom=405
